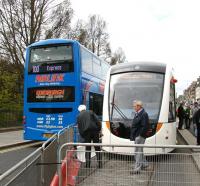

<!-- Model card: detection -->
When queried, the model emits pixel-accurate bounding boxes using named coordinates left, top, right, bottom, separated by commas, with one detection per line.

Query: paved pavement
left=178, top=128, right=199, bottom=147
left=178, top=128, right=200, bottom=174
left=0, top=130, right=29, bottom=148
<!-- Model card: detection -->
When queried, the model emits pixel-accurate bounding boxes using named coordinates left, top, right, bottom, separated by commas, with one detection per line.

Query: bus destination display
left=27, top=86, right=74, bottom=102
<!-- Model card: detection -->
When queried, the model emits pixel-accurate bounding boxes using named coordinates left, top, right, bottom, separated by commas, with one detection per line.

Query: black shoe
left=130, top=169, right=140, bottom=174
left=130, top=170, right=140, bottom=174
left=141, top=165, right=149, bottom=170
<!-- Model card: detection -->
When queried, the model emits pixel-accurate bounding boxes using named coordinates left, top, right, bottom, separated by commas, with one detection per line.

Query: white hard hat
left=78, top=105, right=86, bottom=112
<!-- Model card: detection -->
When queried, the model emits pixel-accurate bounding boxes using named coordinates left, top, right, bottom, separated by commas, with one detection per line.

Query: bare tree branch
left=0, top=0, right=73, bottom=71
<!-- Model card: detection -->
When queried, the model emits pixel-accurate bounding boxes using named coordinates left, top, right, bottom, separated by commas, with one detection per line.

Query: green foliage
left=0, top=59, right=23, bottom=110
left=0, top=58, right=23, bottom=127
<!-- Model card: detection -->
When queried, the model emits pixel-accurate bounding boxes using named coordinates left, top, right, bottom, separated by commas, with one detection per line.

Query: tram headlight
left=156, top=122, right=163, bottom=132
left=106, top=121, right=110, bottom=130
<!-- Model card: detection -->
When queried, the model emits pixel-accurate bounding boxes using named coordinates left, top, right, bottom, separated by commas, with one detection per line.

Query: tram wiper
left=110, top=91, right=128, bottom=121
left=111, top=102, right=128, bottom=121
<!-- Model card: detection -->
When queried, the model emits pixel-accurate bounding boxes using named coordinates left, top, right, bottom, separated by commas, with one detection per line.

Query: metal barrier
left=0, top=147, right=42, bottom=186
left=58, top=143, right=200, bottom=186
left=1, top=126, right=200, bottom=186
left=0, top=125, right=77, bottom=186
left=0, top=109, right=22, bottom=128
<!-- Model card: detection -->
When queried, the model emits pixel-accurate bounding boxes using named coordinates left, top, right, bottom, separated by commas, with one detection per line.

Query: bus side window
left=93, top=56, right=101, bottom=78
left=89, top=92, right=103, bottom=119
left=101, top=62, right=110, bottom=79
left=81, top=47, right=93, bottom=74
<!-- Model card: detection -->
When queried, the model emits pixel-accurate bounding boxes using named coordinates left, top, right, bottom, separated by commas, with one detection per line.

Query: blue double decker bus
left=23, top=39, right=110, bottom=140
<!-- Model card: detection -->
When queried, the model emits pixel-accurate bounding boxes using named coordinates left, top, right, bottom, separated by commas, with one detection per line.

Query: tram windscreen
left=109, top=72, right=164, bottom=138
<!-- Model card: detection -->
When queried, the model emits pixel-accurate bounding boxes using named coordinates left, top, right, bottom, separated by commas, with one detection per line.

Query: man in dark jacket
left=194, top=108, right=200, bottom=145
left=177, top=103, right=185, bottom=130
left=185, top=105, right=191, bottom=129
left=130, top=100, right=149, bottom=174
left=77, top=105, right=102, bottom=168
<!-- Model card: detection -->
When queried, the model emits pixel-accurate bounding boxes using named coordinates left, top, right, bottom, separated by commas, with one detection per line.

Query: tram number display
left=27, top=86, right=74, bottom=102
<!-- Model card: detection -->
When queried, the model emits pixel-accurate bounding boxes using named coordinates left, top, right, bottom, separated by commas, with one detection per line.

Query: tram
left=102, top=62, right=177, bottom=154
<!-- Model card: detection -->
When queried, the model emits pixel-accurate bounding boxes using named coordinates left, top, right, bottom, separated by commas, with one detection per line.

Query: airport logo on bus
left=35, top=74, right=65, bottom=83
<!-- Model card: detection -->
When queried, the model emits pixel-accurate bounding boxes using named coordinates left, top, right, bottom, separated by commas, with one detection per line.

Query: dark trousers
left=178, top=117, right=184, bottom=129
left=185, top=117, right=190, bottom=129
left=197, top=124, right=200, bottom=145
left=83, top=130, right=102, bottom=167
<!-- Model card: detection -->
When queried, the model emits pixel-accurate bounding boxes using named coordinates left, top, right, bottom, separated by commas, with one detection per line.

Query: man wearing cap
left=77, top=105, right=102, bottom=168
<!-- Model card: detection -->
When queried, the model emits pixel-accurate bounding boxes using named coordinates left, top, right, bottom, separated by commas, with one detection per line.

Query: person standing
left=130, top=100, right=149, bottom=174
left=191, top=102, right=199, bottom=136
left=76, top=105, right=102, bottom=168
left=177, top=103, right=185, bottom=130
left=194, top=108, right=200, bottom=145
left=185, top=105, right=191, bottom=129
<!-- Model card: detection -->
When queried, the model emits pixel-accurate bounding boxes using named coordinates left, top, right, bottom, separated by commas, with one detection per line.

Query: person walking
left=177, top=103, right=185, bottom=130
left=130, top=100, right=149, bottom=174
left=185, top=105, right=191, bottom=129
left=76, top=105, right=102, bottom=168
left=194, top=108, right=200, bottom=145
left=191, top=102, right=199, bottom=136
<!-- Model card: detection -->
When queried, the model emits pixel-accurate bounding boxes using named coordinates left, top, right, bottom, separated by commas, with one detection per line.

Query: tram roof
left=110, top=62, right=166, bottom=74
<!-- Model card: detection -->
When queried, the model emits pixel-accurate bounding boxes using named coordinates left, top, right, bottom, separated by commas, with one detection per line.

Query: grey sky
left=71, top=0, right=200, bottom=95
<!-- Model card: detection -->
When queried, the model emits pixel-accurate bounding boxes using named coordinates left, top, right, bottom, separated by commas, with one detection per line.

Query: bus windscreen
left=28, top=45, right=73, bottom=74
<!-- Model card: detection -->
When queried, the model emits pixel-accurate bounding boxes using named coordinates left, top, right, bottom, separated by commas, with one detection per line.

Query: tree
left=0, top=0, right=73, bottom=71
left=45, top=0, right=73, bottom=39
left=87, top=15, right=111, bottom=59
left=69, top=19, right=89, bottom=46
left=0, top=58, right=22, bottom=109
left=110, top=47, right=126, bottom=65
left=70, top=15, right=111, bottom=61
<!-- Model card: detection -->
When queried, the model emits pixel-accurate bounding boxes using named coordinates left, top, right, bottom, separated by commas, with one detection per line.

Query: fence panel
left=6, top=155, right=42, bottom=186
left=42, top=138, right=58, bottom=186
left=0, top=109, right=22, bottom=128
left=0, top=148, right=42, bottom=186
left=59, top=144, right=200, bottom=186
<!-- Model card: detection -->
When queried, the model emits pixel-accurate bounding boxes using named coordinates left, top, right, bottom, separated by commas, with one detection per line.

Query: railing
left=0, top=124, right=77, bottom=186
left=2, top=126, right=200, bottom=186
left=0, top=109, right=22, bottom=128
left=58, top=143, right=200, bottom=186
